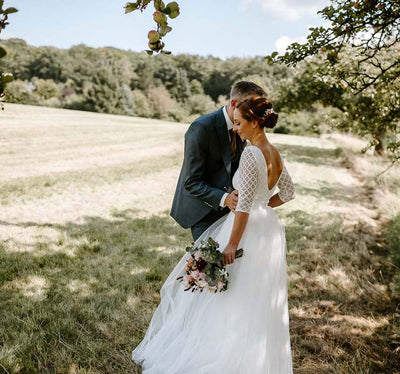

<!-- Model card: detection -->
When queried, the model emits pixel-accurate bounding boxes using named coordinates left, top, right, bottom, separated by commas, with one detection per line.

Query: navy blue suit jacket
left=170, top=107, right=245, bottom=229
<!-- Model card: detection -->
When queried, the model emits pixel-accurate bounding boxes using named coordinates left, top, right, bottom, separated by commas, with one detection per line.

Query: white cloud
left=274, top=35, right=307, bottom=54
left=245, top=0, right=330, bottom=21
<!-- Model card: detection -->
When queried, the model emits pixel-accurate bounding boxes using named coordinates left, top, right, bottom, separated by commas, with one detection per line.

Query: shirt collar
left=222, top=105, right=233, bottom=131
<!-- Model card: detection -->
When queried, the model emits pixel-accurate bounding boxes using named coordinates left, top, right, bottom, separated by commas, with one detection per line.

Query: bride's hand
left=222, top=243, right=238, bottom=266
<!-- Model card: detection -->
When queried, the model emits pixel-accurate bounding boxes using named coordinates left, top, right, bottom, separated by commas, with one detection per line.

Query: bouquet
left=176, top=237, right=244, bottom=293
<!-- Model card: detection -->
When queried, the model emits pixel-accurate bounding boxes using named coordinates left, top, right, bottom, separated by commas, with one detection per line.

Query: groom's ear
left=230, top=99, right=238, bottom=108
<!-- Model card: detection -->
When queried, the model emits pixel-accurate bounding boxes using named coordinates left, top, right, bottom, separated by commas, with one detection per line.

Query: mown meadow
left=0, top=104, right=399, bottom=373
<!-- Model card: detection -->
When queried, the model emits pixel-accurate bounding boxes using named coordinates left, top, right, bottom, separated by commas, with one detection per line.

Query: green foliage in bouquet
left=177, top=237, right=244, bottom=293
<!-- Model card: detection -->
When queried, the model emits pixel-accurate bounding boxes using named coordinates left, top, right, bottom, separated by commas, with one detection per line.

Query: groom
left=170, top=81, right=267, bottom=240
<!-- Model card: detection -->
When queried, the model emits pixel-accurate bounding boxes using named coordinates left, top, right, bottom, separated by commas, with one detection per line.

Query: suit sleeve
left=183, top=122, right=225, bottom=210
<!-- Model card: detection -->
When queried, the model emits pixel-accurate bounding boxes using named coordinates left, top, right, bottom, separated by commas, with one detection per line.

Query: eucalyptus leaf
left=235, top=248, right=244, bottom=258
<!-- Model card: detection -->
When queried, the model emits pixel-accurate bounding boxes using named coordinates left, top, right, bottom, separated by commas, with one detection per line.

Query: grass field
left=0, top=104, right=399, bottom=373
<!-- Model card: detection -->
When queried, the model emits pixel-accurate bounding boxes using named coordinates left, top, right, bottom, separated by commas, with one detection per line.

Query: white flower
left=219, top=268, right=228, bottom=277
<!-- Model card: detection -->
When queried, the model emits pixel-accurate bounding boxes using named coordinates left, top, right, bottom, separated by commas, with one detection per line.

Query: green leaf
left=164, top=1, right=179, bottom=14
left=168, top=9, right=180, bottom=19
left=161, top=50, right=172, bottom=55
left=264, top=56, right=274, bottom=64
left=0, top=46, right=7, bottom=58
left=154, top=0, right=165, bottom=11
left=124, top=1, right=140, bottom=13
left=159, top=24, right=172, bottom=36
left=3, top=7, right=18, bottom=15
left=235, top=248, right=244, bottom=258
left=145, top=50, right=154, bottom=55
left=1, top=73, right=14, bottom=84
left=271, top=51, right=278, bottom=58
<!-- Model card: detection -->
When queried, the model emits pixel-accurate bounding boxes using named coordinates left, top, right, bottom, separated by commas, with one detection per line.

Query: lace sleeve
left=277, top=163, right=295, bottom=203
left=236, top=148, right=258, bottom=214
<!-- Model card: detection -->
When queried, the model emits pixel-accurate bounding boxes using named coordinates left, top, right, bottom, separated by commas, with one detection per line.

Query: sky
left=2, top=0, right=331, bottom=59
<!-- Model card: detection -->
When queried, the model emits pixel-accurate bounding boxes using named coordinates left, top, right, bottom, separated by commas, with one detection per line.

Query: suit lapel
left=214, top=108, right=231, bottom=176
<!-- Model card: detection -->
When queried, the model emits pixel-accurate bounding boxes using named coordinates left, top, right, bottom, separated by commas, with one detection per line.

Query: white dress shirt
left=220, top=106, right=234, bottom=207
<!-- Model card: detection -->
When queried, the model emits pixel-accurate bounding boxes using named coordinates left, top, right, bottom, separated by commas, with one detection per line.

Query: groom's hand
left=224, top=190, right=238, bottom=211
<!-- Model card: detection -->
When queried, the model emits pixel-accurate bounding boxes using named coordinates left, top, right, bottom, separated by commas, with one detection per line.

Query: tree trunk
left=374, top=132, right=385, bottom=156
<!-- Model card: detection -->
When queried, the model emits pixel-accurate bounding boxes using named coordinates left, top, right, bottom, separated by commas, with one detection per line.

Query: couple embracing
left=132, top=81, right=295, bottom=373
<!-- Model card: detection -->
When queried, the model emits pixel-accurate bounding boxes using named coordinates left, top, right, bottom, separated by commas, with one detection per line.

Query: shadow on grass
left=295, top=183, right=360, bottom=205
left=284, top=209, right=400, bottom=374
left=278, top=143, right=345, bottom=168
left=1, top=209, right=399, bottom=373
left=0, top=210, right=191, bottom=374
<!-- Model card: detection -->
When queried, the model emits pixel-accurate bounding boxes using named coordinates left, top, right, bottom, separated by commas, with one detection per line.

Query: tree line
left=0, top=38, right=329, bottom=136
left=1, top=36, right=398, bottom=159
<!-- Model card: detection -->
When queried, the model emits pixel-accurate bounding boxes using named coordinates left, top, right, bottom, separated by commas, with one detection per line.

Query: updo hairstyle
left=236, top=97, right=278, bottom=129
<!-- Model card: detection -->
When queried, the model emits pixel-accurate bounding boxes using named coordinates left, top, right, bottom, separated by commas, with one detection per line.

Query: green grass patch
left=0, top=210, right=191, bottom=373
left=383, top=214, right=400, bottom=290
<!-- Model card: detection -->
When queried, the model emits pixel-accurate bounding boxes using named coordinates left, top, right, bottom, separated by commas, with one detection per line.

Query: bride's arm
left=268, top=163, right=295, bottom=208
left=268, top=194, right=285, bottom=208
left=222, top=212, right=249, bottom=266
left=222, top=147, right=257, bottom=266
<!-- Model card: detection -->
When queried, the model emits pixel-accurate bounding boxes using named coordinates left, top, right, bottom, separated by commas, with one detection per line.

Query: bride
left=132, top=97, right=295, bottom=374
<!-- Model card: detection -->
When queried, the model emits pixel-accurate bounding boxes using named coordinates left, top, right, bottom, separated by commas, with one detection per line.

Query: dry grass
left=0, top=104, right=399, bottom=373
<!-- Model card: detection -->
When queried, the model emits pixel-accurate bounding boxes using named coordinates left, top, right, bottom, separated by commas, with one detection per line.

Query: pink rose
left=194, top=250, right=202, bottom=261
left=191, top=270, right=199, bottom=279
left=216, top=280, right=225, bottom=290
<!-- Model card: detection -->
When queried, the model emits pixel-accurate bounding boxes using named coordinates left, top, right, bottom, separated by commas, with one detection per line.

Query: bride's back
left=259, top=144, right=283, bottom=191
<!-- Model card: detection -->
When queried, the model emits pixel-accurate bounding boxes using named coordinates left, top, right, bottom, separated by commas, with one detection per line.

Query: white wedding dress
left=132, top=145, right=296, bottom=374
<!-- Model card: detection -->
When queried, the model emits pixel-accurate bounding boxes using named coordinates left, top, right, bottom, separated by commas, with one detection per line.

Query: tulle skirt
left=132, top=204, right=293, bottom=374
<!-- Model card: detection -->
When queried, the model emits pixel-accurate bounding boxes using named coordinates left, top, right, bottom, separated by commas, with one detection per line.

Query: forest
left=1, top=37, right=341, bottom=137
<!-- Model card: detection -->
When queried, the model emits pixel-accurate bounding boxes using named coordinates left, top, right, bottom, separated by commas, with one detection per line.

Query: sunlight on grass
left=3, top=275, right=49, bottom=301
left=66, top=279, right=93, bottom=298
left=0, top=105, right=399, bottom=373
left=130, top=267, right=150, bottom=275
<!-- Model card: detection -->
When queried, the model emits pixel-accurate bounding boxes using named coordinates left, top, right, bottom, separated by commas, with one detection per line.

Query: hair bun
left=236, top=97, right=279, bottom=129
left=261, top=112, right=278, bottom=129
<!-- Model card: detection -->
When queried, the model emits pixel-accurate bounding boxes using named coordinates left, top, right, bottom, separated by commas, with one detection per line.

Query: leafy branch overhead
left=266, top=0, right=400, bottom=161
left=124, top=0, right=180, bottom=55
left=266, top=0, right=400, bottom=94
left=0, top=0, right=18, bottom=102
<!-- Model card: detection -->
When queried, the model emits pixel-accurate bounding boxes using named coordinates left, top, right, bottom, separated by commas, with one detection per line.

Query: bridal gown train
left=132, top=145, right=296, bottom=374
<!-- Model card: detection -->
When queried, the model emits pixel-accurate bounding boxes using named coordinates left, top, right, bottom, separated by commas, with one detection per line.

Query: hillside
left=0, top=104, right=399, bottom=373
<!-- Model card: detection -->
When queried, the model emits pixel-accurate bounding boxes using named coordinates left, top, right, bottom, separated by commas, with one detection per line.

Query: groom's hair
left=230, top=81, right=267, bottom=101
